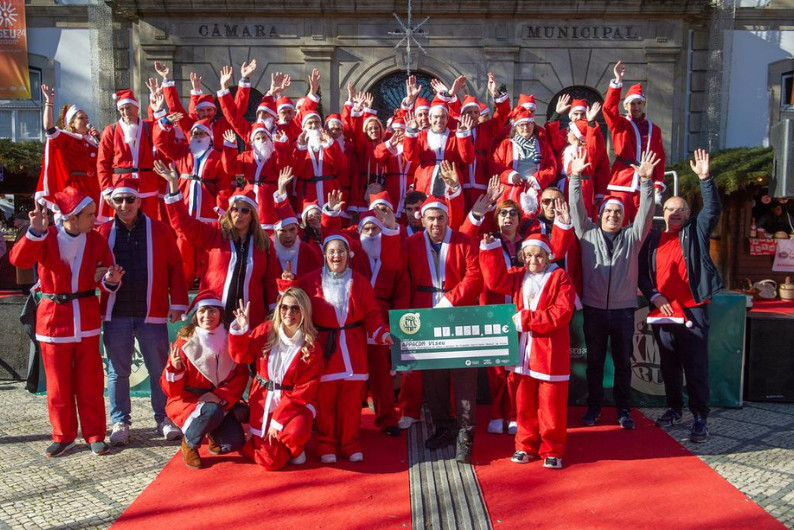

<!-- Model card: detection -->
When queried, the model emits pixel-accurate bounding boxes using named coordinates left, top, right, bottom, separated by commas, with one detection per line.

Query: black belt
left=69, top=170, right=88, bottom=176
left=184, top=385, right=214, bottom=394
left=316, top=320, right=363, bottom=359
left=41, top=290, right=96, bottom=304
left=475, top=150, right=488, bottom=156
left=246, top=178, right=277, bottom=186
left=417, top=285, right=451, bottom=294
left=308, top=175, right=336, bottom=183
left=255, top=374, right=294, bottom=391
left=113, top=167, right=152, bottom=174
left=180, top=174, right=211, bottom=183
left=616, top=156, right=639, bottom=167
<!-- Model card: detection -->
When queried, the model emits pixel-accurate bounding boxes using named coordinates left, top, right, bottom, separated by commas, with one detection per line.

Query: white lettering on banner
left=402, top=349, right=512, bottom=361
left=401, top=336, right=509, bottom=351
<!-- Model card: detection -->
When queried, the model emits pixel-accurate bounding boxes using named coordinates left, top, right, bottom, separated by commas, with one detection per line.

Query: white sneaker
left=109, top=422, right=130, bottom=446
left=289, top=451, right=307, bottom=465
left=507, top=421, right=518, bottom=435
left=348, top=452, right=364, bottom=463
left=398, top=416, right=418, bottom=430
left=511, top=450, right=531, bottom=464
left=487, top=419, right=504, bottom=434
left=158, top=419, right=182, bottom=441
left=320, top=453, right=337, bottom=464
left=543, top=457, right=563, bottom=469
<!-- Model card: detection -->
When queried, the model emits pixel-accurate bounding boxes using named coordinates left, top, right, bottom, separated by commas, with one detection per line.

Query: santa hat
left=110, top=177, right=140, bottom=198
left=301, top=200, right=321, bottom=223
left=521, top=233, right=553, bottom=259
left=599, top=195, right=625, bottom=215
left=249, top=123, right=271, bottom=142
left=229, top=185, right=258, bottom=211
left=429, top=96, right=449, bottom=115
left=512, top=108, right=535, bottom=126
left=277, top=96, right=295, bottom=112
left=647, top=299, right=693, bottom=327
left=322, top=234, right=354, bottom=256
left=300, top=108, right=321, bottom=129
left=568, top=119, right=588, bottom=141
left=357, top=209, right=385, bottom=232
left=517, top=94, right=536, bottom=112
left=414, top=97, right=431, bottom=112
left=256, top=96, right=278, bottom=118
left=390, top=115, right=406, bottom=130
left=363, top=114, right=382, bottom=131
left=214, top=189, right=232, bottom=217
left=112, top=89, right=138, bottom=110
left=419, top=196, right=448, bottom=218
left=53, top=187, right=93, bottom=220
left=194, top=94, right=216, bottom=112
left=325, top=113, right=343, bottom=127
left=190, top=119, right=214, bottom=140
left=569, top=98, right=587, bottom=118
left=624, top=84, right=646, bottom=105
left=478, top=102, right=490, bottom=116
left=274, top=202, right=299, bottom=230
left=369, top=190, right=394, bottom=211
left=187, top=289, right=225, bottom=315
left=460, top=95, right=481, bottom=113
left=64, top=105, right=83, bottom=125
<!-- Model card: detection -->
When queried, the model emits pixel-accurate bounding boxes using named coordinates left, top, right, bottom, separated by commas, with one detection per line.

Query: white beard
left=522, top=270, right=545, bottom=307
left=321, top=268, right=352, bottom=319
left=306, top=129, right=323, bottom=152
left=427, top=129, right=447, bottom=151
left=262, top=117, right=275, bottom=130
left=119, top=120, right=138, bottom=146
left=253, top=139, right=274, bottom=162
left=274, top=236, right=299, bottom=271
left=190, top=137, right=212, bottom=158
left=360, top=233, right=382, bottom=261
left=57, top=226, right=85, bottom=269
left=194, top=325, right=228, bottom=358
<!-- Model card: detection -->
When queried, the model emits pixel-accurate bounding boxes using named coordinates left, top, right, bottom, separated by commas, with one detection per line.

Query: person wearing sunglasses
left=229, top=289, right=322, bottom=470
left=97, top=178, right=189, bottom=446
left=157, top=161, right=277, bottom=330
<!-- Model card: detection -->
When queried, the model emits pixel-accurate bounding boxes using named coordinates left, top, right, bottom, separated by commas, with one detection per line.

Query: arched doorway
left=369, top=71, right=436, bottom=120
left=546, top=86, right=608, bottom=144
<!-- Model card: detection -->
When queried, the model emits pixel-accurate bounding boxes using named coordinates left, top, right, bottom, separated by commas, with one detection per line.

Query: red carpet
left=474, top=406, right=784, bottom=529
left=113, top=410, right=410, bottom=529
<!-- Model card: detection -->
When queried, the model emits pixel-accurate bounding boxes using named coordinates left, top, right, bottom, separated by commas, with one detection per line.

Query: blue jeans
left=103, top=317, right=169, bottom=425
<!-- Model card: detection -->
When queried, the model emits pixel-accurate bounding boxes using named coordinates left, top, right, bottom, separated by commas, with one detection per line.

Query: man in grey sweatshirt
left=569, top=150, right=660, bottom=429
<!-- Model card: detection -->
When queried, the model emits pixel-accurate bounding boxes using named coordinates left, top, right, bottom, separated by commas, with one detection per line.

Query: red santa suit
left=161, top=78, right=246, bottom=145
left=602, top=82, right=666, bottom=221
left=480, top=236, right=576, bottom=459
left=269, top=204, right=323, bottom=281
left=278, top=252, right=390, bottom=459
left=36, top=126, right=100, bottom=209
left=292, top=111, right=346, bottom=211
left=373, top=123, right=415, bottom=220
left=9, top=190, right=114, bottom=445
left=229, top=320, right=323, bottom=470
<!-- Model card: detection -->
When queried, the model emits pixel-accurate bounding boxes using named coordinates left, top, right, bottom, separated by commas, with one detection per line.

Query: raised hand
left=222, top=129, right=236, bottom=144
left=430, top=78, right=448, bottom=95
left=405, top=75, right=421, bottom=102
left=439, top=160, right=459, bottom=189
left=270, top=72, right=285, bottom=95
left=450, top=75, right=467, bottom=97
left=482, top=233, right=496, bottom=246
left=569, top=148, right=591, bottom=176
left=40, top=84, right=55, bottom=105
left=154, top=61, right=170, bottom=80
left=154, top=160, right=180, bottom=191
left=613, top=60, right=625, bottom=84
left=351, top=91, right=365, bottom=111
left=104, top=264, right=125, bottom=284
left=555, top=94, right=571, bottom=114
left=29, top=202, right=48, bottom=233
left=689, top=149, right=710, bottom=180
left=233, top=299, right=250, bottom=330
left=470, top=194, right=491, bottom=219
left=273, top=130, right=287, bottom=143
left=487, top=72, right=499, bottom=97
left=308, top=68, right=321, bottom=94
left=389, top=128, right=404, bottom=146
left=240, top=59, right=257, bottom=78
left=166, top=111, right=184, bottom=124
left=327, top=189, right=345, bottom=212
left=189, top=71, right=203, bottom=92
left=297, top=129, right=308, bottom=146
left=404, top=111, right=417, bottom=130
left=347, top=80, right=357, bottom=102
left=145, top=77, right=161, bottom=96
left=552, top=197, right=571, bottom=225
left=151, top=92, right=165, bottom=113
left=457, top=113, right=474, bottom=132
left=277, top=166, right=295, bottom=195
left=586, top=101, right=602, bottom=122
left=632, top=150, right=661, bottom=181
left=219, top=65, right=234, bottom=90
left=169, top=345, right=184, bottom=372
left=486, top=174, right=504, bottom=203
left=376, top=204, right=397, bottom=229
left=281, top=261, right=295, bottom=281
left=363, top=92, right=374, bottom=109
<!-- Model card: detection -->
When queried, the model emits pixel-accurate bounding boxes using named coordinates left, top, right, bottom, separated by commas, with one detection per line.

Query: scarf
left=513, top=133, right=541, bottom=163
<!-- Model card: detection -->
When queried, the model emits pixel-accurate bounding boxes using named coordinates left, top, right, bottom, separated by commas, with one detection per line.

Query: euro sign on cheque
left=389, top=304, right=519, bottom=371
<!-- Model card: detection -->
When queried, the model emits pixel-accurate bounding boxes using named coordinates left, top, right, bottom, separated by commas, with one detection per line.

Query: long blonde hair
left=264, top=287, right=318, bottom=362
left=220, top=199, right=269, bottom=251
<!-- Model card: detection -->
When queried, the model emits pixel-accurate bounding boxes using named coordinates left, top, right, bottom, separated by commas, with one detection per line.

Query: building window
left=0, top=68, right=43, bottom=142
left=782, top=72, right=793, bottom=109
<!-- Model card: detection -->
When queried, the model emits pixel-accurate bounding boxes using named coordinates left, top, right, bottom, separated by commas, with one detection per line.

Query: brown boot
left=207, top=434, right=221, bottom=455
left=181, top=437, right=202, bottom=469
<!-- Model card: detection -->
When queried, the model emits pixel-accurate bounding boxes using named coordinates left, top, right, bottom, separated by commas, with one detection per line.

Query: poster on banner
left=772, top=238, right=794, bottom=272
left=0, top=0, right=31, bottom=99
left=389, top=304, right=519, bottom=371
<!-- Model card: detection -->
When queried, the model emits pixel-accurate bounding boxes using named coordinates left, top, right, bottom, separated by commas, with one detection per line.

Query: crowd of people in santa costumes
left=21, top=53, right=728, bottom=469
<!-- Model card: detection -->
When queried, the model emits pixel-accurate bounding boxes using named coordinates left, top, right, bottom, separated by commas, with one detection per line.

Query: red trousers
left=40, top=336, right=106, bottom=443
left=367, top=345, right=399, bottom=430
left=487, top=366, right=516, bottom=422
left=512, top=372, right=568, bottom=458
left=316, top=379, right=366, bottom=457
left=396, top=370, right=422, bottom=420
left=242, top=408, right=314, bottom=471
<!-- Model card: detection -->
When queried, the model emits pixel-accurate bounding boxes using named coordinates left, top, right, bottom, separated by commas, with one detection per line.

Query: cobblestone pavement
left=0, top=381, right=791, bottom=529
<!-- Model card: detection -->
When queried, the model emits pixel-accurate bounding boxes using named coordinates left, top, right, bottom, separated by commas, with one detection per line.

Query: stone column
left=301, top=46, right=337, bottom=113
left=644, top=46, right=683, bottom=163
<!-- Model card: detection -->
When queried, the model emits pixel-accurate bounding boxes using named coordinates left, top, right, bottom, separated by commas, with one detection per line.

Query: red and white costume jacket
left=9, top=226, right=116, bottom=343
left=165, top=195, right=277, bottom=327
left=403, top=127, right=475, bottom=195
left=36, top=128, right=100, bottom=208
left=229, top=320, right=323, bottom=437
left=162, top=79, right=246, bottom=143
left=602, top=82, right=666, bottom=193
left=97, top=214, right=189, bottom=323
left=480, top=242, right=576, bottom=381
left=402, top=227, right=482, bottom=309
left=161, top=333, right=248, bottom=430
left=292, top=139, right=346, bottom=210
left=278, top=268, right=390, bottom=382
left=373, top=139, right=415, bottom=219
left=267, top=236, right=324, bottom=287
left=537, top=216, right=582, bottom=298
left=154, top=122, right=230, bottom=223
left=489, top=131, right=558, bottom=204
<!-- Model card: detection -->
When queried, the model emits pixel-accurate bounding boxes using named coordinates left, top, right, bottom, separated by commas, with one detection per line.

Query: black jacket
left=639, top=177, right=724, bottom=305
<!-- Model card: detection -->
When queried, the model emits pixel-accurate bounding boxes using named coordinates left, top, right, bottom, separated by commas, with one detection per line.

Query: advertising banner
left=0, top=0, right=31, bottom=99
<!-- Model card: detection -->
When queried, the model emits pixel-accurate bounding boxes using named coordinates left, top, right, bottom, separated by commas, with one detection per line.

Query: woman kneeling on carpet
left=229, top=288, right=323, bottom=470
left=161, top=290, right=249, bottom=469
left=479, top=231, right=576, bottom=469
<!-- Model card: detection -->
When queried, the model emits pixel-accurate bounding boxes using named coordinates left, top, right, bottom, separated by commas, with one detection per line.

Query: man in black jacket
left=639, top=149, right=724, bottom=442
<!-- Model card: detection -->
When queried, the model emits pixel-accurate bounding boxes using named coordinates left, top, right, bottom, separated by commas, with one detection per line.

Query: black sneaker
left=655, top=408, right=683, bottom=428
left=44, top=441, right=75, bottom=458
left=455, top=431, right=474, bottom=464
left=90, top=441, right=110, bottom=456
left=618, top=410, right=635, bottom=430
left=425, top=428, right=457, bottom=450
left=580, top=407, right=600, bottom=426
left=690, top=415, right=709, bottom=443
left=382, top=426, right=401, bottom=437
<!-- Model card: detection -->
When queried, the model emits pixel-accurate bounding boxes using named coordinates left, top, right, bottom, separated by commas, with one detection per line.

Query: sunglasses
left=541, top=198, right=557, bottom=205
left=231, top=206, right=252, bottom=214
left=498, top=209, right=520, bottom=217
left=279, top=304, right=301, bottom=314
left=112, top=196, right=137, bottom=204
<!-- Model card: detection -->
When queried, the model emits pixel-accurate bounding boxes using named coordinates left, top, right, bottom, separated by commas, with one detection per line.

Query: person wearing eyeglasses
left=537, top=187, right=583, bottom=298
left=638, top=150, right=723, bottom=443
left=156, top=161, right=277, bottom=330
left=97, top=178, right=189, bottom=446
left=229, top=289, right=322, bottom=470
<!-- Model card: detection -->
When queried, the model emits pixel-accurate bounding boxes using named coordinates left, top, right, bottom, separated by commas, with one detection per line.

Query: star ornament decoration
left=0, top=1, right=19, bottom=28
left=389, top=0, right=429, bottom=75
